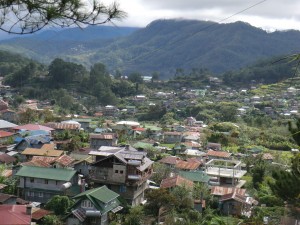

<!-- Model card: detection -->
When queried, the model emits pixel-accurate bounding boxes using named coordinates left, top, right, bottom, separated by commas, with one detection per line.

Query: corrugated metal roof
left=207, top=150, right=231, bottom=158
left=12, top=124, right=54, bottom=131
left=211, top=186, right=246, bottom=196
left=0, top=205, right=31, bottom=225
left=21, top=160, right=51, bottom=168
left=176, top=160, right=201, bottom=170
left=55, top=155, right=76, bottom=166
left=31, top=208, right=51, bottom=220
left=74, top=185, right=119, bottom=204
left=160, top=175, right=193, bottom=189
left=220, top=192, right=247, bottom=203
left=24, top=135, right=52, bottom=145
left=89, top=133, right=115, bottom=140
left=21, top=148, right=63, bottom=157
left=16, top=166, right=76, bottom=181
left=159, top=156, right=180, bottom=165
left=45, top=122, right=80, bottom=130
left=31, top=156, right=56, bottom=164
left=0, top=120, right=17, bottom=129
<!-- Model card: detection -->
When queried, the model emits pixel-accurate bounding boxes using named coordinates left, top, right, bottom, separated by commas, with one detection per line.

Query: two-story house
left=89, top=133, right=118, bottom=149
left=67, top=186, right=121, bottom=225
left=16, top=166, right=80, bottom=203
left=89, top=146, right=153, bottom=206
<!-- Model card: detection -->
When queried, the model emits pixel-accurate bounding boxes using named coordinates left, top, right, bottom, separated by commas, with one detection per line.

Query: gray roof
left=0, top=120, right=17, bottom=129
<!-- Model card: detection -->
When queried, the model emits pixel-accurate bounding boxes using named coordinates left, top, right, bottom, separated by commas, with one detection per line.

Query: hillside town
left=0, top=73, right=298, bottom=225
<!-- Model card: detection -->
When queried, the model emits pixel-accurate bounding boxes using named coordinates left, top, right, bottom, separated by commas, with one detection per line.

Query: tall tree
left=269, top=153, right=300, bottom=205
left=128, top=72, right=143, bottom=84
left=288, top=119, right=300, bottom=146
left=45, top=195, right=74, bottom=215
left=48, top=58, right=87, bottom=88
left=0, top=1, right=126, bottom=34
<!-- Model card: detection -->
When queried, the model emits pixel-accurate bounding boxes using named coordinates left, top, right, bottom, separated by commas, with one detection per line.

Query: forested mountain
left=0, top=19, right=299, bottom=78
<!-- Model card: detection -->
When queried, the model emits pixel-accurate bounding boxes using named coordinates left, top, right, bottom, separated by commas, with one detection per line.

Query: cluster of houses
left=0, top=113, right=274, bottom=225
left=0, top=77, right=296, bottom=224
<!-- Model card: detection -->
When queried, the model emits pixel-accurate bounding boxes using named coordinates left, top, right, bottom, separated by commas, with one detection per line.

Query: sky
left=101, top=0, right=300, bottom=31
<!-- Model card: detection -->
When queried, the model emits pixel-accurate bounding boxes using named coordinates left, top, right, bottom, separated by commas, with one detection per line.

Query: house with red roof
left=0, top=130, right=14, bottom=144
left=0, top=205, right=31, bottom=225
left=12, top=124, right=54, bottom=133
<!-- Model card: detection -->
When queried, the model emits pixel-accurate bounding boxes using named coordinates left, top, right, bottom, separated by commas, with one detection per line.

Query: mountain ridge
left=0, top=19, right=299, bottom=78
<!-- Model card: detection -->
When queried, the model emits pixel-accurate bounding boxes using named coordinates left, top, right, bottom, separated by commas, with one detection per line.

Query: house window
left=30, top=178, right=34, bottom=183
left=38, top=192, right=43, bottom=197
left=119, top=185, right=127, bottom=193
left=120, top=170, right=124, bottom=174
left=115, top=170, right=119, bottom=173
left=27, top=191, right=31, bottom=196
left=30, top=191, right=35, bottom=197
left=56, top=181, right=59, bottom=185
left=45, top=180, right=48, bottom=184
left=81, top=200, right=93, bottom=208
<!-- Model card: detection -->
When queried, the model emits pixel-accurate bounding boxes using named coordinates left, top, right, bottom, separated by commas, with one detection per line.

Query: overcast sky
left=101, top=0, right=300, bottom=31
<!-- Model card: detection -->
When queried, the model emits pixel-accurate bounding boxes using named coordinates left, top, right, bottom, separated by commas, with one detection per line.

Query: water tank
left=61, top=182, right=72, bottom=189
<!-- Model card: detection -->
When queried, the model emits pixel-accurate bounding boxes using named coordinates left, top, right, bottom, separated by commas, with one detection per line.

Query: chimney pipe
left=26, top=205, right=32, bottom=215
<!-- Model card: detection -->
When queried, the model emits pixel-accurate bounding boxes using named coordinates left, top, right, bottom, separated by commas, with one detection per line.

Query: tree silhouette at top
left=0, top=0, right=126, bottom=34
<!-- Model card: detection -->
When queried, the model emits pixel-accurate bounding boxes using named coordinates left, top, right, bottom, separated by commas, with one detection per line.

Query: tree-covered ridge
left=1, top=19, right=300, bottom=78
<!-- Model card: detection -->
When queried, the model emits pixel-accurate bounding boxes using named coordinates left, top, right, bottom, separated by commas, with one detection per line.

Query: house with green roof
left=16, top=166, right=80, bottom=203
left=179, top=171, right=210, bottom=184
left=67, top=186, right=121, bottom=225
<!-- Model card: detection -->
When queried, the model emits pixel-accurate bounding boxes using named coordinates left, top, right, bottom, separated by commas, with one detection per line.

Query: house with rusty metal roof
left=158, top=156, right=180, bottom=168
left=160, top=175, right=194, bottom=189
left=207, top=150, right=232, bottom=160
left=219, top=192, right=258, bottom=217
left=44, top=122, right=81, bottom=132
left=210, top=186, right=246, bottom=197
left=175, top=160, right=201, bottom=171
left=89, top=133, right=118, bottom=149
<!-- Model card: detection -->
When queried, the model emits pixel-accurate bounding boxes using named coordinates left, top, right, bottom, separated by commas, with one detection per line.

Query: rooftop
left=0, top=205, right=31, bottom=225
left=16, top=166, right=76, bottom=181
left=160, top=175, right=193, bottom=189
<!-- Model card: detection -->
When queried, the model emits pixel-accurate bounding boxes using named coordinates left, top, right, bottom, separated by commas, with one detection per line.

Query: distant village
left=0, top=75, right=298, bottom=225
